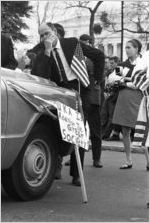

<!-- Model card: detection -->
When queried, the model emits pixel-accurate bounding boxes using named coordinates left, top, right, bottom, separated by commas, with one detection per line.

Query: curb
left=102, top=141, right=144, bottom=154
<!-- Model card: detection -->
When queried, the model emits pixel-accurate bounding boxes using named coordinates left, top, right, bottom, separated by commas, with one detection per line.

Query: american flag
left=131, top=69, right=149, bottom=95
left=132, top=96, right=149, bottom=147
left=131, top=67, right=149, bottom=147
left=71, top=42, right=90, bottom=87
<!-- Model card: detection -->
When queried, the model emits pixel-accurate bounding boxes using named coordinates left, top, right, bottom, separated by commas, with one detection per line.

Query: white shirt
left=107, top=70, right=123, bottom=84
left=53, top=40, right=77, bottom=81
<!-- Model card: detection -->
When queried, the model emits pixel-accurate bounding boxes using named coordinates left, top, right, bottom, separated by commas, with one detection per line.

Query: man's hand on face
left=38, top=23, right=58, bottom=57
left=44, top=34, right=57, bottom=57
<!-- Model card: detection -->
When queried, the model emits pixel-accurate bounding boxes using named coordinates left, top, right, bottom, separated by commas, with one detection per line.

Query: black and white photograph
left=1, top=0, right=149, bottom=222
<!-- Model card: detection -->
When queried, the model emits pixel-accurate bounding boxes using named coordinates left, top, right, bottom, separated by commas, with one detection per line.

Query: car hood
left=1, top=68, right=83, bottom=114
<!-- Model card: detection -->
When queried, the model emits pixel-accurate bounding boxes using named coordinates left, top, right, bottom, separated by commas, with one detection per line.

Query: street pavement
left=1, top=141, right=149, bottom=222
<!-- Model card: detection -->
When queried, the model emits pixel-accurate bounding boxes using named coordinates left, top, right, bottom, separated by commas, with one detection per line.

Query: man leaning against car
left=31, top=22, right=105, bottom=186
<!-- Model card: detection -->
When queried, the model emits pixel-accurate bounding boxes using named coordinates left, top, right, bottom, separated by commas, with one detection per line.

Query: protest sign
left=56, top=102, right=89, bottom=150
left=25, top=95, right=89, bottom=150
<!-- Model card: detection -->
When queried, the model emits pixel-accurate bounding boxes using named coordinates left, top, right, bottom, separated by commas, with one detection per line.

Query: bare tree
left=34, top=1, right=66, bottom=27
left=65, top=0, right=103, bottom=45
left=99, top=1, right=149, bottom=40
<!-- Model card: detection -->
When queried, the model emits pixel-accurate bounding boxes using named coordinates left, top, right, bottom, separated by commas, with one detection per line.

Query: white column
left=103, top=45, right=108, bottom=56
left=113, top=43, right=117, bottom=56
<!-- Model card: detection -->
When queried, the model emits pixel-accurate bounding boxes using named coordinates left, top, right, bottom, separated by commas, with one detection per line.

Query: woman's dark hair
left=128, top=39, right=142, bottom=54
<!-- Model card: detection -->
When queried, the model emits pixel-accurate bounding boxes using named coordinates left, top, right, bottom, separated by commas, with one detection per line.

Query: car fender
left=1, top=111, right=62, bottom=170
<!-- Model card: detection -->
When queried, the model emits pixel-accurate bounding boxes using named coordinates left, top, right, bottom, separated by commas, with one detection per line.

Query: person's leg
left=109, top=125, right=121, bottom=141
left=88, top=105, right=102, bottom=167
left=121, top=126, right=132, bottom=167
left=70, top=148, right=85, bottom=186
left=113, top=125, right=121, bottom=135
left=101, top=99, right=110, bottom=138
left=55, top=155, right=63, bottom=179
left=130, top=128, right=135, bottom=142
left=104, top=99, right=118, bottom=140
left=143, top=147, right=149, bottom=170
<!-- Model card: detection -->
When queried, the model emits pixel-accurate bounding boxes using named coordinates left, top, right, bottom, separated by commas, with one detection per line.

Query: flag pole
left=74, top=145, right=88, bottom=203
left=75, top=80, right=88, bottom=203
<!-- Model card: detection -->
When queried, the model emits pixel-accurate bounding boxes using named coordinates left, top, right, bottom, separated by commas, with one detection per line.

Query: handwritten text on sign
left=57, top=102, right=88, bottom=150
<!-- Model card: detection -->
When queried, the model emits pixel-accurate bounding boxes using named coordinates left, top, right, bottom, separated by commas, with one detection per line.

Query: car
left=1, top=68, right=83, bottom=201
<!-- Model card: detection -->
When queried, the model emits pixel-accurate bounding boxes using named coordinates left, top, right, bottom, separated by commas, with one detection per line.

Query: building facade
left=58, top=14, right=148, bottom=60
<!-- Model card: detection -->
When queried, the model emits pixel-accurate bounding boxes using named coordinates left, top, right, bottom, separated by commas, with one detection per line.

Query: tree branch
left=112, top=27, right=149, bottom=34
left=41, top=1, right=50, bottom=24
left=66, top=4, right=91, bottom=12
left=93, top=1, right=103, bottom=13
left=36, top=1, right=40, bottom=27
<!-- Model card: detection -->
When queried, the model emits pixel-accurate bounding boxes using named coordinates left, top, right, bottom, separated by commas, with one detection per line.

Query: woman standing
left=112, top=39, right=143, bottom=169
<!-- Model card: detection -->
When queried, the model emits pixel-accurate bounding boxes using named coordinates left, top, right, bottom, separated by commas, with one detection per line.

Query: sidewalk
left=102, top=140, right=144, bottom=154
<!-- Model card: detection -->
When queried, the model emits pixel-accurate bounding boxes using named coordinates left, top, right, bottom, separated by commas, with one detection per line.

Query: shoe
left=72, top=177, right=81, bottom=186
left=120, top=163, right=132, bottom=169
left=105, top=135, right=120, bottom=141
left=64, top=160, right=70, bottom=166
left=93, top=161, right=103, bottom=168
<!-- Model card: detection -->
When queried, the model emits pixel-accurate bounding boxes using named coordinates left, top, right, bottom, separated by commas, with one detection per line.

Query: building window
left=107, top=44, right=113, bottom=56
left=117, top=43, right=121, bottom=59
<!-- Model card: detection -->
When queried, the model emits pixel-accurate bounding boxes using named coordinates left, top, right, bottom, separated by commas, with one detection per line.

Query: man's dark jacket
left=1, top=33, right=18, bottom=70
left=31, top=37, right=105, bottom=87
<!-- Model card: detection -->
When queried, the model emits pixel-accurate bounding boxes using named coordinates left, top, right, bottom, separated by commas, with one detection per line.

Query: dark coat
left=31, top=37, right=105, bottom=87
left=1, top=33, right=18, bottom=70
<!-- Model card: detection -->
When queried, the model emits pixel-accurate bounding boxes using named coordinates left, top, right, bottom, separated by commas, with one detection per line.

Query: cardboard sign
left=56, top=102, right=89, bottom=150
left=27, top=96, right=89, bottom=150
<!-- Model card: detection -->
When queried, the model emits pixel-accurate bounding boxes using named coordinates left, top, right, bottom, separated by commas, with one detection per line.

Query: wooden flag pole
left=75, top=79, right=88, bottom=203
left=74, top=145, right=88, bottom=203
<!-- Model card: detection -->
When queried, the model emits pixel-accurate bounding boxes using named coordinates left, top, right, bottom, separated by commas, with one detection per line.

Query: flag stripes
left=131, top=69, right=149, bottom=92
left=71, top=56, right=89, bottom=86
left=132, top=97, right=149, bottom=147
left=133, top=123, right=147, bottom=146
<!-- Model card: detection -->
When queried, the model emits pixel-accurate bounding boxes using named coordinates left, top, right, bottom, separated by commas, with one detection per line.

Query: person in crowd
left=131, top=47, right=149, bottom=171
left=131, top=47, right=149, bottom=208
left=103, top=57, right=111, bottom=87
left=79, top=34, right=104, bottom=168
left=18, top=51, right=36, bottom=73
left=112, top=39, right=143, bottom=169
left=1, top=32, right=18, bottom=69
left=101, top=56, right=121, bottom=141
left=31, top=22, right=105, bottom=186
left=65, top=34, right=105, bottom=168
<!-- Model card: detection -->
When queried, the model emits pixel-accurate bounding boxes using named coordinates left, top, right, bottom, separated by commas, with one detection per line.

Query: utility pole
left=121, top=1, right=124, bottom=61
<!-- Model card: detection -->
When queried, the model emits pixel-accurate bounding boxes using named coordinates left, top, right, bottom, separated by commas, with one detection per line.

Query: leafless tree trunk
left=66, top=1, right=103, bottom=46
left=35, top=1, right=66, bottom=27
